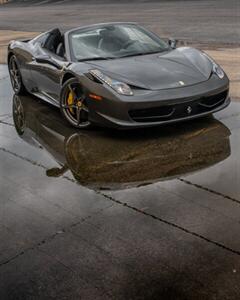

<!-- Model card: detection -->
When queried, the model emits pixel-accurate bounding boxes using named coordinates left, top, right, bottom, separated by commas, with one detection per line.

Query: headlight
left=212, top=64, right=225, bottom=79
left=89, top=69, right=133, bottom=96
left=203, top=53, right=225, bottom=79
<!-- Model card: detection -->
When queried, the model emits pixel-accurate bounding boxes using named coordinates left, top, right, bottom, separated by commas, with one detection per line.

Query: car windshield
left=69, top=24, right=169, bottom=61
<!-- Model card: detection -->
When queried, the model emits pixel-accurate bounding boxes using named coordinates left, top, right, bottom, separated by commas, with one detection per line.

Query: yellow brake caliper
left=67, top=91, right=74, bottom=114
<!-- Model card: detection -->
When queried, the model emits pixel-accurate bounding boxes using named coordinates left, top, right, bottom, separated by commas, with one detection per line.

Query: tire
left=60, top=78, right=92, bottom=129
left=12, top=94, right=26, bottom=136
left=8, top=55, right=26, bottom=95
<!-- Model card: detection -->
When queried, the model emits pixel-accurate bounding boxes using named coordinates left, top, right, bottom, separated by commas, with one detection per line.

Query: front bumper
left=87, top=74, right=230, bottom=129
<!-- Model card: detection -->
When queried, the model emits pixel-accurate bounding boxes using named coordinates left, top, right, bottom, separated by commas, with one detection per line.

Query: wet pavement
left=0, top=63, right=240, bottom=299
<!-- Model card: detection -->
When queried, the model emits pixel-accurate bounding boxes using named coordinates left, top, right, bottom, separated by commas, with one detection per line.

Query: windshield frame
left=66, top=22, right=170, bottom=62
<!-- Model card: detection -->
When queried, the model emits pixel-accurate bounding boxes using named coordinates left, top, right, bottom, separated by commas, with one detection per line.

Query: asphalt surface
left=1, top=64, right=240, bottom=299
left=0, top=0, right=239, bottom=45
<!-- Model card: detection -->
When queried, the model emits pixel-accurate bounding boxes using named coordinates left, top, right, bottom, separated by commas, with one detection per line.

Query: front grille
left=129, top=89, right=228, bottom=123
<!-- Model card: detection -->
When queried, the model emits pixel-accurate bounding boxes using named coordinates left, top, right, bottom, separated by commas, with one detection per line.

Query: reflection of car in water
left=13, top=94, right=231, bottom=190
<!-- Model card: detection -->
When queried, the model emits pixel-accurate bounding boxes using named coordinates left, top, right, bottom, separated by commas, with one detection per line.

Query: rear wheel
left=8, top=55, right=26, bottom=95
left=60, top=78, right=91, bottom=129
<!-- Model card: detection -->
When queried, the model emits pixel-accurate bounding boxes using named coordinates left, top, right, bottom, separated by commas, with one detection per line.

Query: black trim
left=129, top=89, right=229, bottom=123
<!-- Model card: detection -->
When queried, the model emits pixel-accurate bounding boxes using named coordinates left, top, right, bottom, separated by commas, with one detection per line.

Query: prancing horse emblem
left=187, top=106, right=192, bottom=114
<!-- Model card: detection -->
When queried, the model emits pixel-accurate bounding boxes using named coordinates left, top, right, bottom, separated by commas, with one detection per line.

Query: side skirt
left=31, top=91, right=60, bottom=108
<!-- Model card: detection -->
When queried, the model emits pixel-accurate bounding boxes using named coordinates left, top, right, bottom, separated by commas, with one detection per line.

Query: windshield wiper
left=78, top=56, right=115, bottom=62
left=119, top=50, right=168, bottom=59
left=78, top=49, right=169, bottom=61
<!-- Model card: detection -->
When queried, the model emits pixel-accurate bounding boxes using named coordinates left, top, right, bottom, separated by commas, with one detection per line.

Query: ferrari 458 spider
left=8, top=22, right=230, bottom=129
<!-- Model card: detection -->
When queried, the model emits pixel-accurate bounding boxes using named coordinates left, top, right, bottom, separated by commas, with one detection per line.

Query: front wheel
left=60, top=78, right=91, bottom=129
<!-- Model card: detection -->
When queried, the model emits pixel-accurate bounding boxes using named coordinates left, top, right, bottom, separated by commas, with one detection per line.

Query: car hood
left=87, top=47, right=213, bottom=90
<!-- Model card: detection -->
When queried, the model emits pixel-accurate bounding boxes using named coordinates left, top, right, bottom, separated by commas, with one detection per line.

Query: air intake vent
left=129, top=89, right=229, bottom=123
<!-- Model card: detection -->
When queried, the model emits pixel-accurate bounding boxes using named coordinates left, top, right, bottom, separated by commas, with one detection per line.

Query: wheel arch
left=7, top=51, right=15, bottom=65
left=61, top=72, right=77, bottom=86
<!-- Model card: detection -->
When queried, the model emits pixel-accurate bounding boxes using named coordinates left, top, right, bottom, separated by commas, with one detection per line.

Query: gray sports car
left=8, top=22, right=230, bottom=129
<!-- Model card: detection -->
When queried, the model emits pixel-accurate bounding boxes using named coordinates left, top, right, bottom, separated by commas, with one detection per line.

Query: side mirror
left=168, top=38, right=178, bottom=49
left=34, top=55, right=62, bottom=69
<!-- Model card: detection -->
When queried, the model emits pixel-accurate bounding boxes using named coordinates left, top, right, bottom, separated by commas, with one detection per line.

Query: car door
left=27, top=31, right=52, bottom=92
left=30, top=29, right=67, bottom=103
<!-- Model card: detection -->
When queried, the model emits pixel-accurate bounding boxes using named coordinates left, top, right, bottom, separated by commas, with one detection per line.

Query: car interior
left=80, top=27, right=130, bottom=52
left=70, top=26, right=134, bottom=60
left=42, top=27, right=127, bottom=59
left=98, top=28, right=123, bottom=52
left=42, top=28, right=65, bottom=58
left=37, top=27, right=126, bottom=60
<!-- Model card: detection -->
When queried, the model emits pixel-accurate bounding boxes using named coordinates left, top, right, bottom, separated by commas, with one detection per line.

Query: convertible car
left=8, top=22, right=230, bottom=129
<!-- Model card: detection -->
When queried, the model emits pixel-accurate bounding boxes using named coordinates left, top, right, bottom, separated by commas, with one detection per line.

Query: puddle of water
left=6, top=92, right=237, bottom=191
left=0, top=67, right=239, bottom=194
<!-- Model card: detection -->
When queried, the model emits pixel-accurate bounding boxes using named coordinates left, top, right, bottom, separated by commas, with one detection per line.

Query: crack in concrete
left=2, top=145, right=240, bottom=258
left=0, top=197, right=202, bottom=297
left=0, top=205, right=114, bottom=299
left=71, top=218, right=205, bottom=290
left=98, top=192, right=240, bottom=257
left=0, top=120, right=13, bottom=126
left=0, top=146, right=48, bottom=168
left=0, top=204, right=113, bottom=267
left=0, top=146, right=89, bottom=187
left=179, top=178, right=240, bottom=205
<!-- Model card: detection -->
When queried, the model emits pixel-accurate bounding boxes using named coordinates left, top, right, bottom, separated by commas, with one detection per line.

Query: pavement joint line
left=0, top=249, right=112, bottom=300
left=81, top=221, right=207, bottom=289
left=0, top=204, right=210, bottom=290
left=2, top=145, right=240, bottom=257
left=0, top=204, right=114, bottom=267
left=1, top=199, right=204, bottom=294
left=2, top=143, right=240, bottom=210
left=99, top=192, right=240, bottom=257
left=0, top=146, right=80, bottom=185
left=0, top=145, right=96, bottom=186
left=178, top=178, right=240, bottom=206
left=35, top=250, right=112, bottom=300
left=0, top=147, right=114, bottom=216
left=0, top=146, right=49, bottom=168
left=158, top=182, right=240, bottom=224
left=69, top=221, right=205, bottom=290
left=0, top=205, right=115, bottom=299
left=0, top=120, right=14, bottom=126
left=0, top=231, right=68, bottom=268
left=1, top=171, right=80, bottom=216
